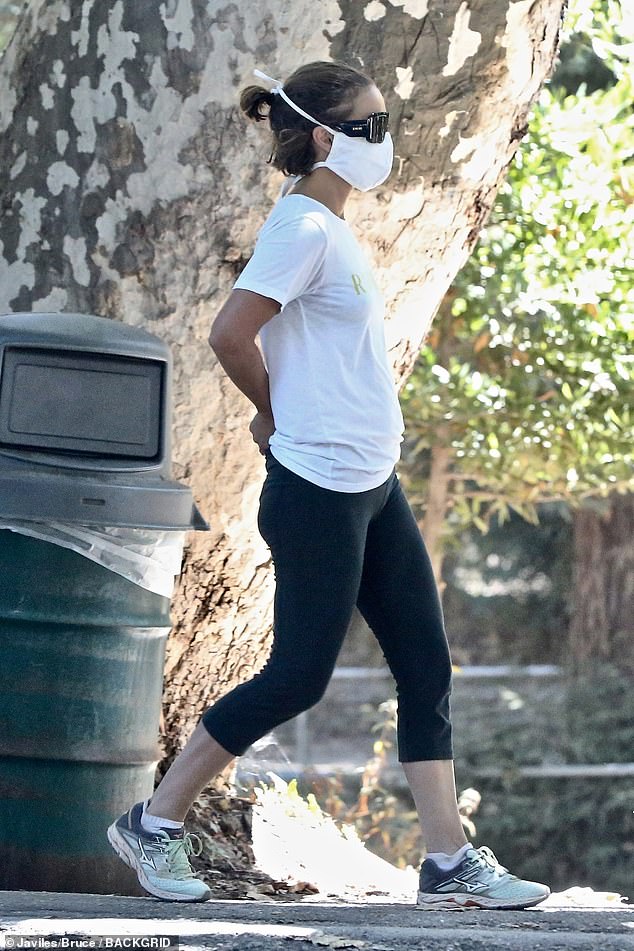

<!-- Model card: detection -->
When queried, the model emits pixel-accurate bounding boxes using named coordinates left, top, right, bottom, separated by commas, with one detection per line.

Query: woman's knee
left=391, top=636, right=453, bottom=698
left=274, top=668, right=331, bottom=716
left=266, top=652, right=336, bottom=711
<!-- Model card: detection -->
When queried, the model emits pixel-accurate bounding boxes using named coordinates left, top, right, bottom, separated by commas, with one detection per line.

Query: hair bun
left=239, top=84, right=275, bottom=122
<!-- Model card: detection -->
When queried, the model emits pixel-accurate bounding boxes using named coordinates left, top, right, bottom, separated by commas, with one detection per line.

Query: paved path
left=1, top=891, right=633, bottom=951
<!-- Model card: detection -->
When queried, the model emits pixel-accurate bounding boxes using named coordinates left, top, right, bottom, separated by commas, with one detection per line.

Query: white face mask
left=312, top=132, right=394, bottom=192
left=254, top=68, right=394, bottom=192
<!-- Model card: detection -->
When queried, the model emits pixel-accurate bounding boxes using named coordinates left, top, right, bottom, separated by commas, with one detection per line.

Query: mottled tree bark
left=568, top=493, right=634, bottom=671
left=0, top=0, right=566, bottom=766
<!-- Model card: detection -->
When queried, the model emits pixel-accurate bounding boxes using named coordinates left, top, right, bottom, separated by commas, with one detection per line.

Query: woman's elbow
left=208, top=319, right=234, bottom=355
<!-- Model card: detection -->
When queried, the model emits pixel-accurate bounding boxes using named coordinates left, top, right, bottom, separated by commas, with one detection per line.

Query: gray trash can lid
left=0, top=468, right=208, bottom=530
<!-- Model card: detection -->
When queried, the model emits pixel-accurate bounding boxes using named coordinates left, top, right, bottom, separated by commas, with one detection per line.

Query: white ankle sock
left=426, top=842, right=472, bottom=870
left=140, top=800, right=184, bottom=833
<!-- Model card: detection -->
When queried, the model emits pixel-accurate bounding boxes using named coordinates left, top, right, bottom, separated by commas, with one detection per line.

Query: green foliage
left=475, top=775, right=633, bottom=896
left=561, top=0, right=634, bottom=82
left=455, top=667, right=634, bottom=894
left=562, top=665, right=634, bottom=763
left=401, top=0, right=633, bottom=533
left=441, top=503, right=574, bottom=666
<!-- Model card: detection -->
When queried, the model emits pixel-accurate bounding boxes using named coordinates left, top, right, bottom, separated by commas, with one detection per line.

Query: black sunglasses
left=330, top=111, right=390, bottom=144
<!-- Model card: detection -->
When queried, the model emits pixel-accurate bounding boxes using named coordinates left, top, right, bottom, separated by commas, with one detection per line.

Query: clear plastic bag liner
left=0, top=520, right=186, bottom=597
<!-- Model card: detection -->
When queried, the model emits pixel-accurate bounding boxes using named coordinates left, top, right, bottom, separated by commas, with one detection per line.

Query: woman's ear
left=312, top=125, right=334, bottom=161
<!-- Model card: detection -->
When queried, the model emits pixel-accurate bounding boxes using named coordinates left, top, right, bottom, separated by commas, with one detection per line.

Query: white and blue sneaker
left=417, top=845, right=550, bottom=910
left=107, top=800, right=211, bottom=902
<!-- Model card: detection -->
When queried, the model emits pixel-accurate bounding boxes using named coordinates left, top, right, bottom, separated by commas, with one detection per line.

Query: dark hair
left=240, top=61, right=373, bottom=177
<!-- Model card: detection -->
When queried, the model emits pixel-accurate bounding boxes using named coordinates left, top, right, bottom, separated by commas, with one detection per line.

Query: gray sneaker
left=417, top=845, right=550, bottom=910
left=107, top=800, right=211, bottom=902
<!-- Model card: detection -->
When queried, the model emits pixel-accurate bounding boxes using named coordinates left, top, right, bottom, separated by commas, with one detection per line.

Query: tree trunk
left=420, top=439, right=453, bottom=591
left=0, top=0, right=566, bottom=763
left=568, top=493, right=634, bottom=671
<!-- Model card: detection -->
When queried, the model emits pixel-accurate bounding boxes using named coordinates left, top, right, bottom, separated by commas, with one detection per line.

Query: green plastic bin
left=0, top=529, right=171, bottom=895
left=0, top=312, right=207, bottom=895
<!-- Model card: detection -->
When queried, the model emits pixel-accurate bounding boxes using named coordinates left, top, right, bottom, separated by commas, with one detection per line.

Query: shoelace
left=156, top=830, right=204, bottom=879
left=474, top=846, right=509, bottom=875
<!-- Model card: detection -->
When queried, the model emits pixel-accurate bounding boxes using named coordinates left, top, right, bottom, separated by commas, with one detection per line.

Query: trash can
left=0, top=312, right=208, bottom=895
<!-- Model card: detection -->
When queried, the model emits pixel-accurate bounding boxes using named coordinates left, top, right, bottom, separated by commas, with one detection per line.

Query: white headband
left=253, top=68, right=337, bottom=136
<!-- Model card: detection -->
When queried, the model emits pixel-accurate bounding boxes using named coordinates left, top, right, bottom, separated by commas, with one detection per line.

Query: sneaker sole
left=107, top=822, right=211, bottom=903
left=417, top=890, right=550, bottom=911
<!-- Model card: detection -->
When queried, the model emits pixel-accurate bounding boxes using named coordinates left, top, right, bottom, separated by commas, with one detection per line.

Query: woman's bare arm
left=209, top=289, right=280, bottom=450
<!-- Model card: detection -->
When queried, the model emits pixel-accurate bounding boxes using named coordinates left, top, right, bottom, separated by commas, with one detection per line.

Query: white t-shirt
left=233, top=193, right=404, bottom=492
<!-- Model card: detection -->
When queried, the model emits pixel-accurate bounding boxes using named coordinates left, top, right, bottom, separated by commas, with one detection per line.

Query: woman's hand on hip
left=249, top=412, right=275, bottom=454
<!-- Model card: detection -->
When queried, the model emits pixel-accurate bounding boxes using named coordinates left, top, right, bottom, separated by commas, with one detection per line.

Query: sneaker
left=417, top=845, right=550, bottom=910
left=107, top=800, right=211, bottom=902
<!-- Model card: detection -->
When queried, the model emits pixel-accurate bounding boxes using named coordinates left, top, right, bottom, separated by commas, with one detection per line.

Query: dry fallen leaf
left=310, top=934, right=366, bottom=949
left=289, top=880, right=320, bottom=894
left=245, top=884, right=276, bottom=900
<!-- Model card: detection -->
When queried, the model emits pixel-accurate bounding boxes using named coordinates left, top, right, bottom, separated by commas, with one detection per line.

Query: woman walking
left=108, top=60, right=550, bottom=910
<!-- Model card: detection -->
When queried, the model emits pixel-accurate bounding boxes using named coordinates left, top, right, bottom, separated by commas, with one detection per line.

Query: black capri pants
left=201, top=450, right=454, bottom=762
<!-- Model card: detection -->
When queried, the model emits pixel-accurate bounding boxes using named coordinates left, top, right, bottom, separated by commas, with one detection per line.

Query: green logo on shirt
left=351, top=273, right=367, bottom=295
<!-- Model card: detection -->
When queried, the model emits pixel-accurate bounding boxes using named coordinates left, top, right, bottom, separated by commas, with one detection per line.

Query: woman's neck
left=287, top=168, right=352, bottom=219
